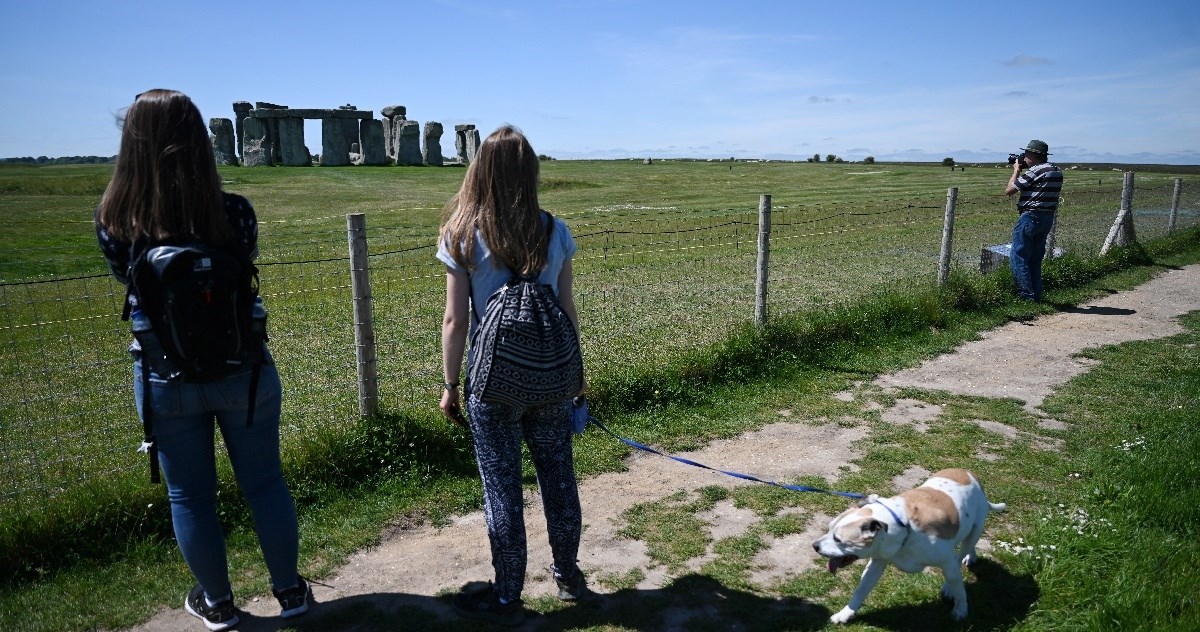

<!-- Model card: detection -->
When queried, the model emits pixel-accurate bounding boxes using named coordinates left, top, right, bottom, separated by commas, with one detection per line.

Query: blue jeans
left=1010, top=211, right=1054, bottom=301
left=133, top=354, right=299, bottom=599
left=466, top=395, right=582, bottom=601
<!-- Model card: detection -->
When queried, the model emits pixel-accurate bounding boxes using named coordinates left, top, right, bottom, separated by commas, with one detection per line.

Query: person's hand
left=440, top=386, right=467, bottom=428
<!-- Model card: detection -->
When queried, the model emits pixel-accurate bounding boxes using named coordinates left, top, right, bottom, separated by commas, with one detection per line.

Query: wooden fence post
left=1101, top=171, right=1137, bottom=255
left=1168, top=178, right=1182, bottom=235
left=754, top=194, right=771, bottom=326
left=346, top=213, right=379, bottom=416
left=937, top=187, right=957, bottom=286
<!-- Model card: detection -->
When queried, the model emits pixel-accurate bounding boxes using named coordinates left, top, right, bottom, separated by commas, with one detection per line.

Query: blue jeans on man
left=133, top=356, right=299, bottom=600
left=1010, top=211, right=1054, bottom=301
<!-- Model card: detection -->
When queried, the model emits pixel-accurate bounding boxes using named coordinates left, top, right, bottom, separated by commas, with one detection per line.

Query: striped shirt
left=1014, top=162, right=1063, bottom=213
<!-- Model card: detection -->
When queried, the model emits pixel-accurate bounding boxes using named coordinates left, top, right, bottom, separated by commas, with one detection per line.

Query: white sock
left=205, top=592, right=231, bottom=608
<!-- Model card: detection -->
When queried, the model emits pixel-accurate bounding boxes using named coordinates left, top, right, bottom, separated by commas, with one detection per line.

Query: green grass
left=1, top=161, right=1199, bottom=630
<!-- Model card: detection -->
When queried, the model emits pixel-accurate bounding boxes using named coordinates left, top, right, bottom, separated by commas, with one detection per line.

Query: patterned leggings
left=466, top=395, right=582, bottom=601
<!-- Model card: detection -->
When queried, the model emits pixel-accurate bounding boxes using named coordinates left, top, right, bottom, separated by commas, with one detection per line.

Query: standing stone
left=380, top=105, right=406, bottom=162
left=337, top=104, right=360, bottom=152
left=320, top=118, right=351, bottom=166
left=277, top=117, right=310, bottom=166
left=466, top=128, right=481, bottom=164
left=254, top=102, right=287, bottom=164
left=232, top=101, right=252, bottom=163
left=359, top=119, right=388, bottom=166
left=422, top=121, right=444, bottom=166
left=241, top=117, right=273, bottom=167
left=454, top=124, right=475, bottom=164
left=395, top=120, right=423, bottom=166
left=209, top=118, right=237, bottom=166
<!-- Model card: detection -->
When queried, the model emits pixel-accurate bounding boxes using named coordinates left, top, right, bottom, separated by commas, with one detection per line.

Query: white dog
left=812, top=468, right=1006, bottom=624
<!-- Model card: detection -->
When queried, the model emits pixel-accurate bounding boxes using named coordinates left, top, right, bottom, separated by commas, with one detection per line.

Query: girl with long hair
left=437, top=125, right=588, bottom=625
left=96, top=89, right=308, bottom=631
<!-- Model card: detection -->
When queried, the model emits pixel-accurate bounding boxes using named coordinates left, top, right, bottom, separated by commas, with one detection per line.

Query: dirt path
left=130, top=265, right=1200, bottom=631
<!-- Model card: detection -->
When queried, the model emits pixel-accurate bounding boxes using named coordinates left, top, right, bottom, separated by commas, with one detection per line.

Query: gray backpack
left=466, top=215, right=583, bottom=407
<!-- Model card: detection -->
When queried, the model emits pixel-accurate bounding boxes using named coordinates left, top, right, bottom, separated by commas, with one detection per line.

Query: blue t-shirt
left=436, top=212, right=577, bottom=332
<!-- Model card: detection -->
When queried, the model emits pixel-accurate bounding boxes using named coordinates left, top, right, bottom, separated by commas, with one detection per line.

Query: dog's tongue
left=827, top=555, right=857, bottom=573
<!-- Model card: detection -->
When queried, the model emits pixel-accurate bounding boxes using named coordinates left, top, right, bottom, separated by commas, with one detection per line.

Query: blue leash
left=575, top=400, right=865, bottom=500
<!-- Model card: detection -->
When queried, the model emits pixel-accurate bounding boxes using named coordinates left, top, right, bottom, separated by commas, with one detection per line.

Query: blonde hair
left=97, top=89, right=229, bottom=243
left=440, top=125, right=546, bottom=274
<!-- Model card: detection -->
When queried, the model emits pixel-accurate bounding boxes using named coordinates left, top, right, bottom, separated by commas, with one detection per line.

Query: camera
left=1007, top=152, right=1026, bottom=165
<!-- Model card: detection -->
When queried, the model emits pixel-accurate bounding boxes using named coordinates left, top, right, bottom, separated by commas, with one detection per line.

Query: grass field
left=1, top=161, right=1198, bottom=630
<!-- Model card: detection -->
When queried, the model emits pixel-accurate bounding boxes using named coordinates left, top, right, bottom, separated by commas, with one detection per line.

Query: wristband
left=443, top=382, right=459, bottom=391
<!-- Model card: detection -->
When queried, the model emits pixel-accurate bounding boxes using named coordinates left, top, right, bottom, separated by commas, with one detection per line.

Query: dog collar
left=871, top=500, right=912, bottom=548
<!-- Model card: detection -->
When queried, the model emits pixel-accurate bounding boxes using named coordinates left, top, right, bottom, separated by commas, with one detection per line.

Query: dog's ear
left=865, top=519, right=887, bottom=534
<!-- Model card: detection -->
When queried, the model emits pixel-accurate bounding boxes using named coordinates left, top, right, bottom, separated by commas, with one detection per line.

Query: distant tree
left=538, top=154, right=555, bottom=161
left=942, top=157, right=956, bottom=167
left=825, top=154, right=837, bottom=163
left=835, top=157, right=846, bottom=163
left=812, top=153, right=821, bottom=163
left=864, top=156, right=875, bottom=164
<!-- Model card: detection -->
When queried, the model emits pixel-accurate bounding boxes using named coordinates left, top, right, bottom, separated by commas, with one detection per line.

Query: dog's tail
left=988, top=501, right=1008, bottom=513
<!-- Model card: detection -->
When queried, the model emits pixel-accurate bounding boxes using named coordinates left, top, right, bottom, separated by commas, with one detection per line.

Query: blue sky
left=2, top=0, right=1198, bottom=163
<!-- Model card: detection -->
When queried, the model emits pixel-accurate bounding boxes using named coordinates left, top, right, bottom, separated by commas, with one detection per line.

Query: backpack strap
left=466, top=211, right=557, bottom=324
left=139, top=360, right=161, bottom=484
left=244, top=360, right=262, bottom=428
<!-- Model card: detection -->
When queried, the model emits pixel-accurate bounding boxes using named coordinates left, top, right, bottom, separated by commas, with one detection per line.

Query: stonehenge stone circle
left=232, top=100, right=455, bottom=167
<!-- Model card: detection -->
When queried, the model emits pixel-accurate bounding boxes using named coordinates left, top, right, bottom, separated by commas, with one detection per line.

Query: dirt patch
left=127, top=265, right=1200, bottom=631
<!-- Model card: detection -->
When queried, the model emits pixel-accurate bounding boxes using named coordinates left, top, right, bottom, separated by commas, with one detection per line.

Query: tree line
left=1, top=156, right=116, bottom=165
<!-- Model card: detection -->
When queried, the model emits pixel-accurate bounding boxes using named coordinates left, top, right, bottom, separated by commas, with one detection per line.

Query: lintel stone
left=250, top=109, right=374, bottom=119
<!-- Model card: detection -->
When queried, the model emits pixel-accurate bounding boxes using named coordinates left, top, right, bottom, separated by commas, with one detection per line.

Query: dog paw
left=830, top=607, right=856, bottom=624
left=952, top=604, right=968, bottom=620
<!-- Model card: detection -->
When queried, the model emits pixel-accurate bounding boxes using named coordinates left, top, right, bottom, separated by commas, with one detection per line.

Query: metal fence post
left=346, top=213, right=378, bottom=416
left=1101, top=171, right=1137, bottom=255
left=754, top=194, right=771, bottom=326
left=1168, top=178, right=1182, bottom=235
left=937, top=187, right=957, bottom=286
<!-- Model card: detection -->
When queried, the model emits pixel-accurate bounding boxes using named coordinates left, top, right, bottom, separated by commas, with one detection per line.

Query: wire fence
left=2, top=175, right=1196, bottom=516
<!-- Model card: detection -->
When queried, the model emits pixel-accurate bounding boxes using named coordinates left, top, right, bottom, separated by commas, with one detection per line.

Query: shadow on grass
left=223, top=562, right=1037, bottom=630
left=847, top=559, right=1039, bottom=631
left=226, top=574, right=829, bottom=631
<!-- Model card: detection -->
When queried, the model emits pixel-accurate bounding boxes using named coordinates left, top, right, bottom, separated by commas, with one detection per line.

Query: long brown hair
left=440, top=125, right=546, bottom=274
left=97, top=89, right=229, bottom=243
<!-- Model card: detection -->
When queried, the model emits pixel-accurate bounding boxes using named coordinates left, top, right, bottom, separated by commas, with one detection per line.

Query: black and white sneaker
left=272, top=576, right=313, bottom=618
left=553, top=564, right=589, bottom=601
left=184, top=584, right=239, bottom=631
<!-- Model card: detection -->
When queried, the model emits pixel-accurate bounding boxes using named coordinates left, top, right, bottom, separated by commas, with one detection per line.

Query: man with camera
left=1004, top=140, right=1062, bottom=302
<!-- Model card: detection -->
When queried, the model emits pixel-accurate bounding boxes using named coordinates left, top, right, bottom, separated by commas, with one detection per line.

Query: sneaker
left=272, top=576, right=312, bottom=618
left=184, top=584, right=239, bottom=632
left=453, top=581, right=524, bottom=626
left=553, top=564, right=588, bottom=601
